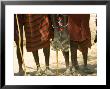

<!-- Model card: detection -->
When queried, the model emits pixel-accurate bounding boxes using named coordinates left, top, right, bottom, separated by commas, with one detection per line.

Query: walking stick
left=56, top=50, right=59, bottom=75
left=16, top=14, right=27, bottom=76
left=51, top=15, right=59, bottom=75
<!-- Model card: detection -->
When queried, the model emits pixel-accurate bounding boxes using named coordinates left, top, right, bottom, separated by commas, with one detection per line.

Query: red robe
left=14, top=14, right=52, bottom=52
left=68, top=14, right=91, bottom=48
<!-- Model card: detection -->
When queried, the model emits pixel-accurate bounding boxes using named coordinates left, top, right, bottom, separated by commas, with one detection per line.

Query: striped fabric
left=24, top=14, right=50, bottom=52
left=14, top=14, right=51, bottom=52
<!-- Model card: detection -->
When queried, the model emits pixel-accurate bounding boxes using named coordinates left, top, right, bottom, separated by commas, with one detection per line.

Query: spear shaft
left=16, top=14, right=26, bottom=76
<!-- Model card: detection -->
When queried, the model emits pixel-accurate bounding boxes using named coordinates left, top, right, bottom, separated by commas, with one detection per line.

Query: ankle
left=84, top=65, right=87, bottom=68
left=46, top=66, right=49, bottom=70
left=75, top=65, right=79, bottom=70
left=36, top=64, right=40, bottom=68
left=19, top=67, right=23, bottom=71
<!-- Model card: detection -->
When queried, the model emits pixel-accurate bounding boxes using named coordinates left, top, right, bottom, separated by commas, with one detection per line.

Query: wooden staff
left=50, top=15, right=59, bottom=75
left=56, top=50, right=59, bottom=75
left=16, top=14, right=27, bottom=76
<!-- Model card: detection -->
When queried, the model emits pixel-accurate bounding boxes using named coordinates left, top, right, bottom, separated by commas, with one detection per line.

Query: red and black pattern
left=14, top=14, right=52, bottom=52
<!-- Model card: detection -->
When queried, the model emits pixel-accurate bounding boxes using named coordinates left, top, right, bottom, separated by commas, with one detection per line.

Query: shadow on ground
left=14, top=64, right=97, bottom=76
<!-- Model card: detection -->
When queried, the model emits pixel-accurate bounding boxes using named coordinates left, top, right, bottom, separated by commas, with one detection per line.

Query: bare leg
left=15, top=29, right=24, bottom=74
left=43, top=47, right=50, bottom=69
left=62, top=51, right=71, bottom=75
left=62, top=51, right=69, bottom=68
left=82, top=47, right=93, bottom=73
left=82, top=47, right=88, bottom=67
left=43, top=46, right=54, bottom=75
left=70, top=41, right=79, bottom=69
left=16, top=41, right=24, bottom=73
left=32, top=50, right=40, bottom=69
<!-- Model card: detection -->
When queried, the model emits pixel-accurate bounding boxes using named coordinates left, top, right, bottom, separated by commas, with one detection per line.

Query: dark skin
left=94, top=15, right=97, bottom=43
left=62, top=51, right=69, bottom=68
left=67, top=14, right=90, bottom=71
left=94, top=31, right=97, bottom=43
left=15, top=38, right=24, bottom=73
left=14, top=23, right=24, bottom=74
left=14, top=14, right=51, bottom=75
left=70, top=41, right=88, bottom=69
left=32, top=47, right=50, bottom=70
left=16, top=41, right=50, bottom=74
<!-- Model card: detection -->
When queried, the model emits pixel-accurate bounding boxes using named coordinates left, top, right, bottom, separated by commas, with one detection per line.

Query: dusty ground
left=14, top=14, right=97, bottom=76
